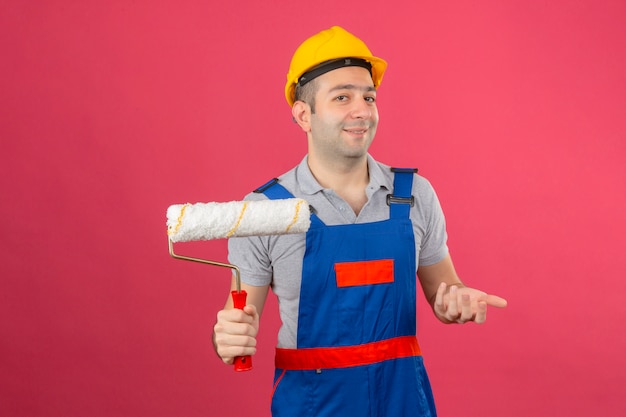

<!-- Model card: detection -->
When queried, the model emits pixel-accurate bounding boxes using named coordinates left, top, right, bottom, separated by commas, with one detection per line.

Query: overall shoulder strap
left=253, top=178, right=323, bottom=227
left=254, top=178, right=294, bottom=199
left=388, top=168, right=417, bottom=219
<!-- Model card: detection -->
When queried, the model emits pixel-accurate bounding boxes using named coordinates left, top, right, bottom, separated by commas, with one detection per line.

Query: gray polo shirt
left=228, top=154, right=449, bottom=348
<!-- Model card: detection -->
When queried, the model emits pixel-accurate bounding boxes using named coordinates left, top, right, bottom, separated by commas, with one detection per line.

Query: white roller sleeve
left=167, top=198, right=310, bottom=242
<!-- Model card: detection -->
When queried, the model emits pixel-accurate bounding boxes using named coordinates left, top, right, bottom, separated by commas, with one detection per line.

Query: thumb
left=242, top=304, right=259, bottom=319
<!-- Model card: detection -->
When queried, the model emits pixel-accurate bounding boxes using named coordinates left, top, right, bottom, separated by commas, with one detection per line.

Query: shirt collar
left=295, top=154, right=392, bottom=195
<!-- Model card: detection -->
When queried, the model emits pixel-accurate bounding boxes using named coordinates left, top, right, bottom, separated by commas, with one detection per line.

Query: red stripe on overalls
left=275, top=335, right=422, bottom=371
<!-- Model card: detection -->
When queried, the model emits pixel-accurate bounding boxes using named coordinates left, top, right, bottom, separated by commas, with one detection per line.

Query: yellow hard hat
left=285, top=26, right=388, bottom=106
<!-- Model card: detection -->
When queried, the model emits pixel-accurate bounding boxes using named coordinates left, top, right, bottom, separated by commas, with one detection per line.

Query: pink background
left=2, top=1, right=625, bottom=416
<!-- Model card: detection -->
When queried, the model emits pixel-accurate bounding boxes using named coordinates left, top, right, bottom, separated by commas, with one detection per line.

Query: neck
left=308, top=152, right=368, bottom=186
left=307, top=154, right=370, bottom=215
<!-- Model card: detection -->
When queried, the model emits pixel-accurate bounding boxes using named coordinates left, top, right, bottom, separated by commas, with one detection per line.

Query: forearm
left=417, top=254, right=463, bottom=308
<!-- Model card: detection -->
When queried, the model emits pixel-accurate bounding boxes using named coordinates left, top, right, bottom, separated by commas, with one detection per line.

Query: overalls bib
left=259, top=169, right=437, bottom=417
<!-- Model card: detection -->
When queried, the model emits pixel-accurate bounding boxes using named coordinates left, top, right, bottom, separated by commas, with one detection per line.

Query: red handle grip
left=231, top=290, right=253, bottom=372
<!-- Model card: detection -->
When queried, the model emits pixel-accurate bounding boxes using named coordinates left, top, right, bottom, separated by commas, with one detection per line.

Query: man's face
left=308, top=66, right=379, bottom=162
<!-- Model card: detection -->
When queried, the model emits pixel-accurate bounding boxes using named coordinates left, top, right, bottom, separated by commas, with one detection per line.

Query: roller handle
left=231, top=290, right=253, bottom=372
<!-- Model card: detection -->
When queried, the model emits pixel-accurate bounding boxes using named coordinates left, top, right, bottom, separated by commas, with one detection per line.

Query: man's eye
left=335, top=95, right=348, bottom=101
left=365, top=96, right=376, bottom=103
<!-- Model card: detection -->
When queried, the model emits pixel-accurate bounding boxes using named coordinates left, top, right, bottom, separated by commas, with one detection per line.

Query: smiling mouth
left=343, top=127, right=368, bottom=135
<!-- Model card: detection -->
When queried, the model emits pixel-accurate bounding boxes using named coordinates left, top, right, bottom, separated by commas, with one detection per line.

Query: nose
left=350, top=97, right=373, bottom=119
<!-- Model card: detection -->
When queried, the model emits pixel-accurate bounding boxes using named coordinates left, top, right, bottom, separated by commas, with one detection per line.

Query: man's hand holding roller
left=213, top=304, right=259, bottom=364
left=212, top=281, right=268, bottom=364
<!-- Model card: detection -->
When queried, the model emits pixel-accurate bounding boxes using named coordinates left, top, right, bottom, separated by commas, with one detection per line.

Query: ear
left=291, top=101, right=312, bottom=133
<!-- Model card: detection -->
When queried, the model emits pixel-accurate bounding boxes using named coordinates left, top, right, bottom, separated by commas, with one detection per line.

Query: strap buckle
left=391, top=167, right=418, bottom=174
left=386, top=194, right=415, bottom=206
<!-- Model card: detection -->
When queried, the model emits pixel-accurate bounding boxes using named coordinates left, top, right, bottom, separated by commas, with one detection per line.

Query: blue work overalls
left=259, top=169, right=437, bottom=417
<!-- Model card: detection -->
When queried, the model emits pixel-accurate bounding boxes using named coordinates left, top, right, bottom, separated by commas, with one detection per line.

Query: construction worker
left=213, top=26, right=507, bottom=416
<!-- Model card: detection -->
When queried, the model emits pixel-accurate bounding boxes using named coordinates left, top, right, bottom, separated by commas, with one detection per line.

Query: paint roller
left=166, top=198, right=310, bottom=371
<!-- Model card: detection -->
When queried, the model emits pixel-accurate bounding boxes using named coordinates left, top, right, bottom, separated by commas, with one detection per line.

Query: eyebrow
left=328, top=84, right=377, bottom=93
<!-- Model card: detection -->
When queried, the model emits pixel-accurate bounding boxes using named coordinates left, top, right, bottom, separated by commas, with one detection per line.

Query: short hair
left=293, top=78, right=318, bottom=113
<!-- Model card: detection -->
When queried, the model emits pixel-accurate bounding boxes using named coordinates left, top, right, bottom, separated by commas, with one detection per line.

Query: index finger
left=483, top=294, right=508, bottom=308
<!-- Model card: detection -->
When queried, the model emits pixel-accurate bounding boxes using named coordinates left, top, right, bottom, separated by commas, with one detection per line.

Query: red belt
left=275, top=335, right=422, bottom=371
